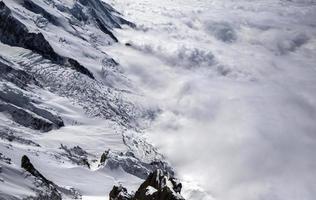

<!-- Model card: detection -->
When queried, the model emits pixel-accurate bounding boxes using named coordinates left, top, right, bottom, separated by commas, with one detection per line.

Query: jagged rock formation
left=21, top=155, right=62, bottom=200
left=0, top=1, right=95, bottom=79
left=60, top=144, right=90, bottom=168
left=99, top=149, right=110, bottom=165
left=0, top=127, right=40, bottom=146
left=109, top=170, right=185, bottom=200
left=0, top=59, right=39, bottom=89
left=21, top=155, right=82, bottom=200
left=0, top=153, right=11, bottom=164
left=0, top=60, right=64, bottom=132
left=102, top=150, right=174, bottom=179
left=109, top=185, right=132, bottom=200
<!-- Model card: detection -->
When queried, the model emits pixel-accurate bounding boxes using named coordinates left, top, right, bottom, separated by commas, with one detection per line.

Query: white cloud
left=108, top=0, right=316, bottom=199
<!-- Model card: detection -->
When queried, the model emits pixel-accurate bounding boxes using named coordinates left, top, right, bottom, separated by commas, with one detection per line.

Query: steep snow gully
left=1, top=0, right=316, bottom=200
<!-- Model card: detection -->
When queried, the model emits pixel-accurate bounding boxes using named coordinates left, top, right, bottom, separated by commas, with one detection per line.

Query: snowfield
left=0, top=0, right=316, bottom=200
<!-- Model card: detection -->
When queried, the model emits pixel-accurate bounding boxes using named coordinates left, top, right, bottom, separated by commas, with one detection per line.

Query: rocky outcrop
left=0, top=1, right=94, bottom=79
left=21, top=155, right=82, bottom=200
left=22, top=0, right=60, bottom=26
left=109, top=170, right=185, bottom=200
left=0, top=101, right=55, bottom=132
left=0, top=153, right=11, bottom=164
left=60, top=144, right=90, bottom=168
left=109, top=185, right=132, bottom=200
left=0, top=127, right=40, bottom=146
left=133, top=169, right=184, bottom=200
left=0, top=61, right=64, bottom=132
left=0, top=60, right=39, bottom=89
left=21, top=155, right=62, bottom=200
left=0, top=83, right=64, bottom=132
left=103, top=151, right=174, bottom=180
left=78, top=0, right=135, bottom=29
left=100, top=149, right=110, bottom=165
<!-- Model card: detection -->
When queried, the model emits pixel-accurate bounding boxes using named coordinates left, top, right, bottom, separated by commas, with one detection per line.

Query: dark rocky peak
left=22, top=0, right=60, bottom=26
left=133, top=169, right=184, bottom=200
left=109, top=185, right=133, bottom=200
left=21, top=155, right=82, bottom=199
left=0, top=72, right=64, bottom=132
left=0, top=1, right=94, bottom=79
left=78, top=0, right=135, bottom=29
left=21, top=155, right=62, bottom=200
left=0, top=60, right=39, bottom=89
left=109, top=169, right=185, bottom=200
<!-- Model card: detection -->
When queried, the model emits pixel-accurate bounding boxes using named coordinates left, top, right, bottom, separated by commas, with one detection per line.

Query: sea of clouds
left=108, top=0, right=316, bottom=199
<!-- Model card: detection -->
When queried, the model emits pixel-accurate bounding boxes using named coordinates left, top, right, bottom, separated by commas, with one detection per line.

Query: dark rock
left=0, top=86, right=64, bottom=131
left=77, top=0, right=135, bottom=41
left=22, top=0, right=59, bottom=26
left=109, top=185, right=132, bottom=200
left=0, top=60, right=39, bottom=89
left=0, top=1, right=94, bottom=79
left=133, top=170, right=184, bottom=200
left=60, top=144, right=90, bottom=168
left=100, top=149, right=110, bottom=164
left=70, top=3, right=89, bottom=22
left=66, top=58, right=95, bottom=79
left=105, top=151, right=174, bottom=180
left=0, top=102, right=54, bottom=132
left=108, top=170, right=185, bottom=200
left=0, top=127, right=40, bottom=146
left=0, top=153, right=11, bottom=164
left=78, top=0, right=134, bottom=29
left=94, top=16, right=119, bottom=42
left=21, top=155, right=62, bottom=200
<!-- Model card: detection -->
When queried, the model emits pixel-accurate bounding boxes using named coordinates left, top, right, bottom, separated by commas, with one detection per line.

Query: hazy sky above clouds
left=108, top=0, right=316, bottom=199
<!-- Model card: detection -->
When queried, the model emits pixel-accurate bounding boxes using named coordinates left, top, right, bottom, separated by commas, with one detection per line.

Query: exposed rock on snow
left=20, top=155, right=82, bottom=200
left=0, top=1, right=94, bottom=79
left=59, top=144, right=90, bottom=168
left=21, top=155, right=62, bottom=200
left=109, top=185, right=132, bottom=200
left=0, top=62, right=64, bottom=131
left=133, top=169, right=184, bottom=200
left=109, top=169, right=185, bottom=200
left=0, top=127, right=40, bottom=146
left=103, top=151, right=174, bottom=180
left=0, top=153, right=11, bottom=164
left=0, top=60, right=39, bottom=89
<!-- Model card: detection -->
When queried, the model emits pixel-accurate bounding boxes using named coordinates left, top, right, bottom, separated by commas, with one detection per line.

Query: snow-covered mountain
left=0, top=0, right=180, bottom=199
left=1, top=0, right=316, bottom=200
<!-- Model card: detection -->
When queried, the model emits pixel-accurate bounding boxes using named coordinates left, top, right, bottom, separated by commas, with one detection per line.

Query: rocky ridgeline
left=109, top=169, right=185, bottom=200
left=21, top=155, right=81, bottom=200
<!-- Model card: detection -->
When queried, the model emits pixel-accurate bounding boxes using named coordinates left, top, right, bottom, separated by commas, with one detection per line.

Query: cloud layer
left=108, top=0, right=316, bottom=199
